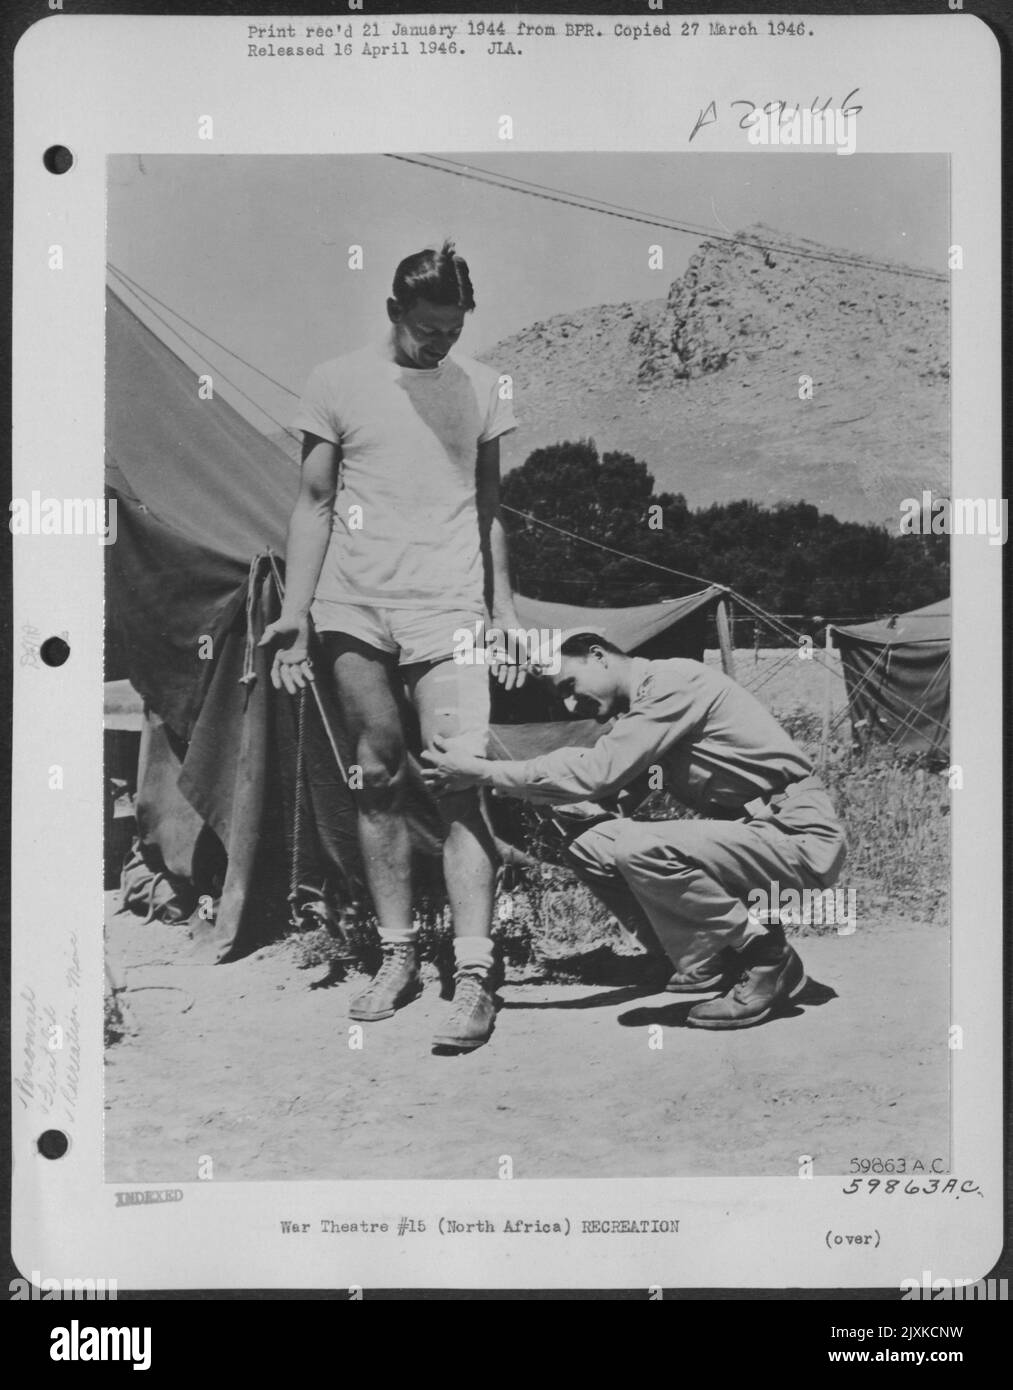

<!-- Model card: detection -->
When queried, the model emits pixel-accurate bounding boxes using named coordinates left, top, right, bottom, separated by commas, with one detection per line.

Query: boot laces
left=730, top=934, right=785, bottom=1000
left=730, top=951, right=759, bottom=1001
left=449, top=970, right=488, bottom=1019
left=370, top=942, right=413, bottom=987
left=731, top=972, right=752, bottom=1002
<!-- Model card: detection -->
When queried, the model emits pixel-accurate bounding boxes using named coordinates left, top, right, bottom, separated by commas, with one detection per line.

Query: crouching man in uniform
left=422, top=633, right=847, bottom=1030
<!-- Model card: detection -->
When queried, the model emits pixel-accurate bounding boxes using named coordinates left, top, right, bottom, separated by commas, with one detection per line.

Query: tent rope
left=727, top=588, right=827, bottom=655
left=286, top=686, right=317, bottom=929
left=828, top=638, right=950, bottom=742
left=108, top=261, right=301, bottom=399
left=247, top=554, right=360, bottom=950
left=725, top=584, right=950, bottom=744
left=879, top=652, right=952, bottom=746
left=737, top=644, right=807, bottom=698
left=239, top=553, right=264, bottom=684
left=825, top=643, right=891, bottom=739
left=264, top=553, right=350, bottom=784
left=505, top=506, right=945, bottom=746
left=506, top=503, right=847, bottom=691
left=502, top=504, right=722, bottom=591
left=107, top=266, right=304, bottom=447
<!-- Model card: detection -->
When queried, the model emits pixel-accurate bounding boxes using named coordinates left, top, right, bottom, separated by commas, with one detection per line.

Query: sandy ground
left=105, top=893, right=949, bottom=1182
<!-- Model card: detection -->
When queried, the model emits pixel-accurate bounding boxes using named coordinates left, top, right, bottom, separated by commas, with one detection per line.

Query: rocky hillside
left=480, top=224, right=948, bottom=526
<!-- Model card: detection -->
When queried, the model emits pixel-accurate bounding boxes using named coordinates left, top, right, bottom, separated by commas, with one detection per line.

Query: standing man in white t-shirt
left=260, top=241, right=521, bottom=1051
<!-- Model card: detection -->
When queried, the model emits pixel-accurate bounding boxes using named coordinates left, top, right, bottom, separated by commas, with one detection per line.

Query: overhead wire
left=384, top=153, right=948, bottom=285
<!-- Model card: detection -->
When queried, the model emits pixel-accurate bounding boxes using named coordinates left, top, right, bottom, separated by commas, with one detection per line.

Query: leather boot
left=432, top=967, right=496, bottom=1050
left=686, top=927, right=806, bottom=1029
left=349, top=941, right=422, bottom=1022
left=665, top=948, right=735, bottom=993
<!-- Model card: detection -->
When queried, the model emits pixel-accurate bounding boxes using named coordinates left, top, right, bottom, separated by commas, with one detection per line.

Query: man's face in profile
left=547, top=651, right=623, bottom=723
left=387, top=297, right=466, bottom=369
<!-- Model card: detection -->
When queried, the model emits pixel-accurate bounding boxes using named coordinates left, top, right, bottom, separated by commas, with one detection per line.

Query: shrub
left=821, top=746, right=950, bottom=924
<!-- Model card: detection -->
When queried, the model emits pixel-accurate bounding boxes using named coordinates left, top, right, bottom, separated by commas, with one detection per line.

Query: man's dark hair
left=559, top=632, right=625, bottom=659
left=391, top=239, right=476, bottom=312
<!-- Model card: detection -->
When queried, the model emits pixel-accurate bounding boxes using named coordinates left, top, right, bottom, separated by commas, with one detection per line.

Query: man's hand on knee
left=421, top=733, right=490, bottom=794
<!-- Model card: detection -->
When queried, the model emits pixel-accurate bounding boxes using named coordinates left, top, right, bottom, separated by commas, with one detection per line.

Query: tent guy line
left=108, top=261, right=302, bottom=401
left=830, top=604, right=951, bottom=750
left=107, top=267, right=305, bottom=450
left=501, top=503, right=719, bottom=592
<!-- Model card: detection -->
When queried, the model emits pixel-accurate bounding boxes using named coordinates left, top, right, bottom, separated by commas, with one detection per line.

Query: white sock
left=454, top=936, right=495, bottom=971
left=378, top=926, right=418, bottom=946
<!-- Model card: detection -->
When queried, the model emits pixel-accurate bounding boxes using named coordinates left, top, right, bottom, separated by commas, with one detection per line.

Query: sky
left=107, top=152, right=947, bottom=437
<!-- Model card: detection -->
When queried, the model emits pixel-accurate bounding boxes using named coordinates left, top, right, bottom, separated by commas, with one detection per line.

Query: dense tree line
left=501, top=440, right=949, bottom=629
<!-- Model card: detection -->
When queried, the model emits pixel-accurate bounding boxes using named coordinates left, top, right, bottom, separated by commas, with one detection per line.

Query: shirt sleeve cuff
left=292, top=413, right=341, bottom=445
left=486, top=759, right=530, bottom=790
left=478, top=421, right=517, bottom=444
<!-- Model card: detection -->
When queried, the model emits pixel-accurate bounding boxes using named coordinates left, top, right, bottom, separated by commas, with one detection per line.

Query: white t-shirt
left=293, top=335, right=516, bottom=610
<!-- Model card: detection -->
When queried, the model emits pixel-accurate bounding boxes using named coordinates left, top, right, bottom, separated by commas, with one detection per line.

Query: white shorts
left=313, top=600, right=490, bottom=756
left=312, top=598, right=484, bottom=666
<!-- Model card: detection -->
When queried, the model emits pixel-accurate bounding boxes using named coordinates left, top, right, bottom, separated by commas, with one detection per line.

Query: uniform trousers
left=564, top=781, right=847, bottom=965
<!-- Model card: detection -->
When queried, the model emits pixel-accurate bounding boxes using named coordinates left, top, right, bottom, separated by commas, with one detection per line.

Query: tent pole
left=820, top=627, right=835, bottom=765
left=715, top=594, right=736, bottom=680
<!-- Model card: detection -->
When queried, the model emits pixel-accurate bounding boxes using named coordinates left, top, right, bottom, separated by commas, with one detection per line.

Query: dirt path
left=105, top=898, right=949, bottom=1182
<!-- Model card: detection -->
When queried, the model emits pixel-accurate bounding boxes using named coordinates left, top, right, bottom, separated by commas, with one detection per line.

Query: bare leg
left=436, top=791, right=498, bottom=938
left=324, top=635, right=413, bottom=935
left=408, top=659, right=497, bottom=939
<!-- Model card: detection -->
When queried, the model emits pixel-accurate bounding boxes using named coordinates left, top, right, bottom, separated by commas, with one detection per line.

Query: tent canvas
left=105, top=284, right=728, bottom=960
left=831, top=599, right=950, bottom=757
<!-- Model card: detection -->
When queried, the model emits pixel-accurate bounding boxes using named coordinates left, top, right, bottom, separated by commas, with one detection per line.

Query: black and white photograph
left=102, top=149, right=955, bottom=1183
left=9, top=8, right=1003, bottom=1299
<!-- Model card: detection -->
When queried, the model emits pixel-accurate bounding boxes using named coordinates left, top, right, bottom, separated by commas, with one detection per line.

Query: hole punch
left=37, top=1130, right=69, bottom=1160
left=43, top=145, right=74, bottom=175
left=40, top=636, right=70, bottom=667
